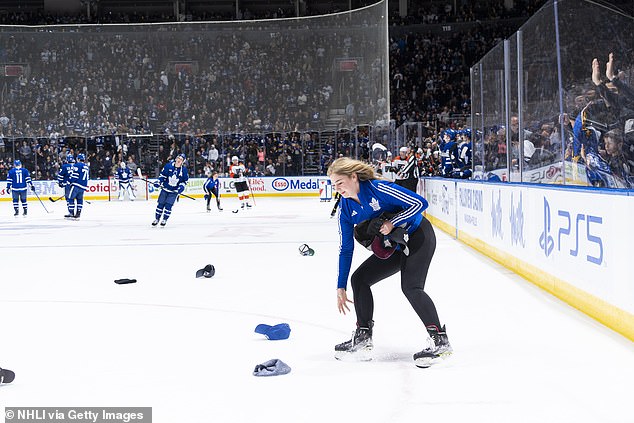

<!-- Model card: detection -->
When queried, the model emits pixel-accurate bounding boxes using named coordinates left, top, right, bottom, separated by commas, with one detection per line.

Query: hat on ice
left=253, top=359, right=291, bottom=377
left=196, top=264, right=215, bottom=278
left=255, top=323, right=291, bottom=340
left=298, top=243, right=315, bottom=256
left=0, top=367, right=15, bottom=384
left=114, top=278, right=137, bottom=285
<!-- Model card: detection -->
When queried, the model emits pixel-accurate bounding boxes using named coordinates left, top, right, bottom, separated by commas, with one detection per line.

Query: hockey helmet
left=120, top=161, right=127, bottom=168
left=66, top=153, right=75, bottom=163
left=231, top=155, right=239, bottom=163
left=399, top=146, right=409, bottom=155
left=77, top=153, right=86, bottom=161
left=14, top=159, right=21, bottom=167
left=177, top=153, right=186, bottom=162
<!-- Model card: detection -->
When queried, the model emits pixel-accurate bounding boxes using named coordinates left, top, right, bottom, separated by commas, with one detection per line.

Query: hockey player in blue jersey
left=452, top=129, right=473, bottom=179
left=327, top=157, right=451, bottom=368
left=115, top=161, right=136, bottom=201
left=57, top=153, right=74, bottom=211
left=152, top=153, right=189, bottom=227
left=67, top=153, right=90, bottom=219
left=203, top=171, right=223, bottom=212
left=6, top=160, right=35, bottom=217
left=439, top=129, right=458, bottom=177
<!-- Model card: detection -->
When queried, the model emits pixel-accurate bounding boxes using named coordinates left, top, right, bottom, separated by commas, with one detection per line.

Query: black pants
left=350, top=216, right=440, bottom=329
left=204, top=186, right=220, bottom=206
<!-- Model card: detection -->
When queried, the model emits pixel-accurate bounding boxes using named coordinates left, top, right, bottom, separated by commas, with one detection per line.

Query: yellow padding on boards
left=426, top=214, right=634, bottom=342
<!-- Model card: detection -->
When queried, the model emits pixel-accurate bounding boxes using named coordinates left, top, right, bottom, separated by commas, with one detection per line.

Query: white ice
left=1, top=197, right=633, bottom=423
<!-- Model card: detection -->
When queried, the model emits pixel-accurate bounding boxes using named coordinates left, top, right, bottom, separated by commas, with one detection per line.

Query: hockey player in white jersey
left=115, top=161, right=136, bottom=201
left=229, top=156, right=251, bottom=210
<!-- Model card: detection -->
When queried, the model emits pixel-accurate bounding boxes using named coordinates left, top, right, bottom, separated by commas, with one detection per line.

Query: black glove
left=30, top=184, right=36, bottom=192
left=6, top=186, right=10, bottom=195
left=58, top=182, right=64, bottom=188
left=153, top=181, right=161, bottom=188
left=366, top=218, right=385, bottom=237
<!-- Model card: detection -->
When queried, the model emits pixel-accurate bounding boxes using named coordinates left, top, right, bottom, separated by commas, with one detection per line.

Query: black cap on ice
left=196, top=264, right=215, bottom=278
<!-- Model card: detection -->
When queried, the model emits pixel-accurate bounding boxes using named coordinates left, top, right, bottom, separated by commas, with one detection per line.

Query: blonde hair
left=327, top=157, right=377, bottom=181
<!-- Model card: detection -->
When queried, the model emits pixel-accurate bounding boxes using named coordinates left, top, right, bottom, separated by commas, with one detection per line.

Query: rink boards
left=421, top=177, right=634, bottom=342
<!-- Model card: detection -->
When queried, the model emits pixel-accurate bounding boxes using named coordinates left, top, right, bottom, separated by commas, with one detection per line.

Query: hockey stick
left=32, top=188, right=50, bottom=213
left=246, top=176, right=256, bottom=206
left=50, top=191, right=91, bottom=204
left=330, top=192, right=341, bottom=218
left=137, top=176, right=196, bottom=201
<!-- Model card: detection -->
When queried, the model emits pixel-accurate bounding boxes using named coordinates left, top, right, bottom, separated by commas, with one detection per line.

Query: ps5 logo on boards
left=539, top=197, right=554, bottom=257
left=491, top=190, right=503, bottom=240
left=509, top=191, right=525, bottom=247
left=441, top=184, right=450, bottom=215
left=538, top=196, right=603, bottom=265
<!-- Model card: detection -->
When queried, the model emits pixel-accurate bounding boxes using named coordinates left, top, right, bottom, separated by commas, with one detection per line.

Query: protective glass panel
left=479, top=42, right=507, bottom=181
left=557, top=0, right=634, bottom=188
left=517, top=2, right=564, bottom=184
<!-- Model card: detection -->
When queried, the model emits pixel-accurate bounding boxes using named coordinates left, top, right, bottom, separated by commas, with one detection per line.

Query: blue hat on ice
left=255, top=323, right=291, bottom=340
left=253, top=359, right=291, bottom=377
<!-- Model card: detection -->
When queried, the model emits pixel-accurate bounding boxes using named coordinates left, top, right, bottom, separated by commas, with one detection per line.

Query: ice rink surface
left=1, top=196, right=633, bottom=423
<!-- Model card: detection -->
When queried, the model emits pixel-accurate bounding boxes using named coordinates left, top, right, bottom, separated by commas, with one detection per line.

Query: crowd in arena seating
left=0, top=1, right=631, bottom=189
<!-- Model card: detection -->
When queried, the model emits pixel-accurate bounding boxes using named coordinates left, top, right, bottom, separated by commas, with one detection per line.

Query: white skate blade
left=334, top=348, right=373, bottom=362
left=414, top=351, right=452, bottom=368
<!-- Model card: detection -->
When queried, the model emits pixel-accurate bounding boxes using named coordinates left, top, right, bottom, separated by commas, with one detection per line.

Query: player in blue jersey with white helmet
left=6, top=160, right=35, bottom=217
left=203, top=171, right=223, bottom=212
left=115, top=161, right=136, bottom=201
left=67, top=153, right=90, bottom=219
left=327, top=157, right=451, bottom=368
left=152, top=153, right=189, bottom=227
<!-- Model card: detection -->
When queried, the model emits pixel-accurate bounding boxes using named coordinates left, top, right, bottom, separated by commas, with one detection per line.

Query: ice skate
left=246, top=203, right=252, bottom=209
left=217, top=204, right=223, bottom=211
left=206, top=206, right=211, bottom=212
left=23, top=209, right=27, bottom=217
left=335, top=324, right=373, bottom=361
left=160, top=220, right=167, bottom=227
left=14, top=210, right=19, bottom=217
left=413, top=325, right=453, bottom=368
left=151, top=219, right=159, bottom=227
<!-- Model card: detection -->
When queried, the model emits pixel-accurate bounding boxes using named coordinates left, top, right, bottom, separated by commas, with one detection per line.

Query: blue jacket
left=336, top=179, right=428, bottom=289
